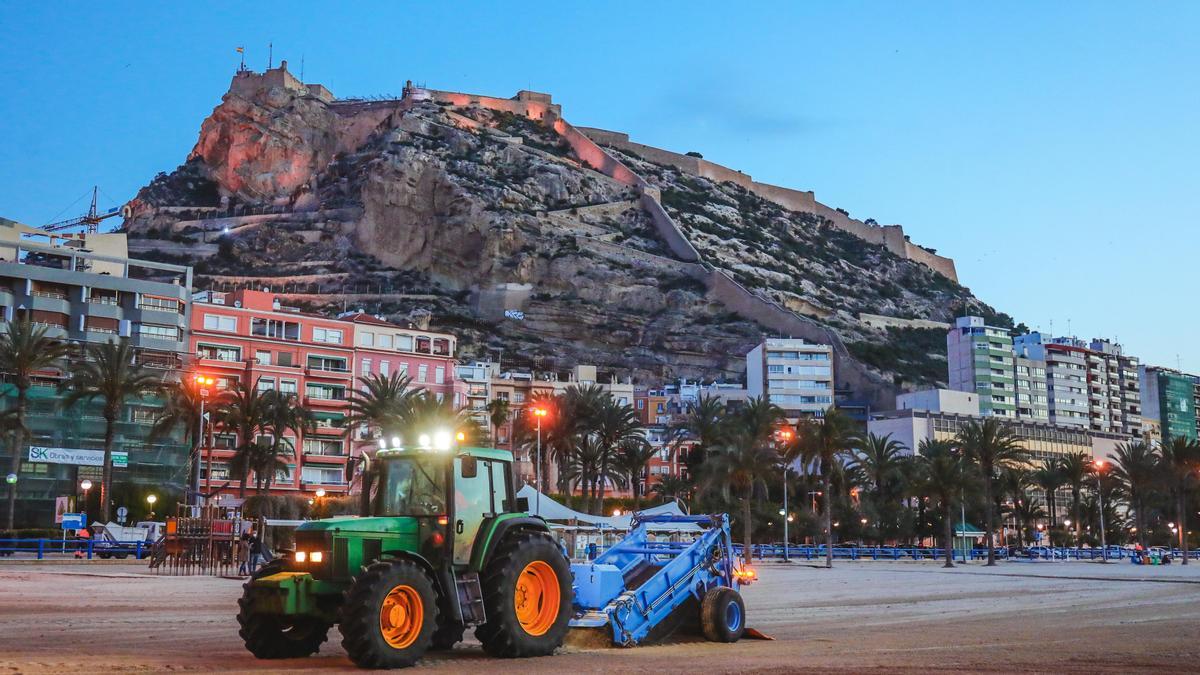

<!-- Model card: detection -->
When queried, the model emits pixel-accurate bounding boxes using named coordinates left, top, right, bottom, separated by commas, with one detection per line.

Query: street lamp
left=192, top=373, right=215, bottom=506
left=1093, top=459, right=1109, bottom=562
left=774, top=427, right=794, bottom=561
left=530, top=406, right=549, bottom=516
left=5, top=473, right=16, bottom=485
left=146, top=493, right=158, bottom=520
left=80, top=479, right=93, bottom=520
left=314, top=488, right=326, bottom=498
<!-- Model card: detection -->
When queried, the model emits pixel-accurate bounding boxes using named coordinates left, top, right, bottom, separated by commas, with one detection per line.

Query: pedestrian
left=237, top=528, right=251, bottom=576
left=247, top=530, right=264, bottom=575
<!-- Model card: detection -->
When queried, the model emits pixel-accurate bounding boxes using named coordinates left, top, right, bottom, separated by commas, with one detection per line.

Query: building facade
left=947, top=316, right=1017, bottom=418
left=746, top=338, right=834, bottom=420
left=1141, top=365, right=1199, bottom=443
left=0, top=232, right=193, bottom=526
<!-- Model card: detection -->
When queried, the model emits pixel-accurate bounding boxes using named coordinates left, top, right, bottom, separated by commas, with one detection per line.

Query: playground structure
left=149, top=504, right=248, bottom=576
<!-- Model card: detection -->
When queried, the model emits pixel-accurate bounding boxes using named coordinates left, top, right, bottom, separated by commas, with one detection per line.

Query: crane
left=43, top=186, right=125, bottom=234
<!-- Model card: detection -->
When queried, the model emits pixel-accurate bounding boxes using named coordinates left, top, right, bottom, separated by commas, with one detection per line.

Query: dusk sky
left=2, top=2, right=1195, bottom=373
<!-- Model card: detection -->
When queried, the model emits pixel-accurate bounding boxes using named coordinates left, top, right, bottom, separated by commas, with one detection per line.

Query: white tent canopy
left=517, top=485, right=700, bottom=532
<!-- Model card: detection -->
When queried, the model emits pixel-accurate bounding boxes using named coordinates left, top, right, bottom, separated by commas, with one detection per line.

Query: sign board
left=503, top=309, right=525, bottom=321
left=1033, top=531, right=1043, bottom=542
left=117, top=506, right=128, bottom=523
left=28, top=447, right=128, bottom=468
left=54, top=496, right=70, bottom=524
left=61, top=513, right=86, bottom=530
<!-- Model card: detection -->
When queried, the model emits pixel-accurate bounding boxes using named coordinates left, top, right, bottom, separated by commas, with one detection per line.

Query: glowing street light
left=314, top=488, right=326, bottom=498
left=5, top=473, right=16, bottom=485
left=530, top=406, right=550, bottom=516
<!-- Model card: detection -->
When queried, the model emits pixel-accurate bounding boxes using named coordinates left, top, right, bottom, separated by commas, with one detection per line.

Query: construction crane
left=42, top=186, right=126, bottom=234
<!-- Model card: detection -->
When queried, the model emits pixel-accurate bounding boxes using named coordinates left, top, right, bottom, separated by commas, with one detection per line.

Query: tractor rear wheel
left=237, top=563, right=330, bottom=659
left=339, top=559, right=438, bottom=669
left=475, top=531, right=571, bottom=658
left=700, top=587, right=745, bottom=643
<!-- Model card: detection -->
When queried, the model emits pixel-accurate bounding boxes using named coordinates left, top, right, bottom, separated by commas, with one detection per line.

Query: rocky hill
left=124, top=63, right=1012, bottom=405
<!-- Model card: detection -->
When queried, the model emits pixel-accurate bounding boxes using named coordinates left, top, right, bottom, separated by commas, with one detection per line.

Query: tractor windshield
left=373, top=455, right=447, bottom=516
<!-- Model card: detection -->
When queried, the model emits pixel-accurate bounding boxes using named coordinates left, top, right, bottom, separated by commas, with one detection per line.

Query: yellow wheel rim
left=514, top=560, right=560, bottom=637
left=379, top=584, right=423, bottom=649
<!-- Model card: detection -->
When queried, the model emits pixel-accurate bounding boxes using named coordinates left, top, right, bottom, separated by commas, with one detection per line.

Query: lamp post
left=192, top=374, right=215, bottom=507
left=531, top=406, right=548, bottom=516
left=1094, top=459, right=1109, bottom=562
left=774, top=427, right=794, bottom=561
left=80, top=479, right=93, bottom=521
left=146, top=494, right=158, bottom=521
left=807, top=491, right=822, bottom=545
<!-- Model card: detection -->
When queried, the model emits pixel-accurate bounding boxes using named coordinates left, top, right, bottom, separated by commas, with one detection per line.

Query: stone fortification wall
left=424, top=88, right=561, bottom=122
left=578, top=127, right=958, bottom=282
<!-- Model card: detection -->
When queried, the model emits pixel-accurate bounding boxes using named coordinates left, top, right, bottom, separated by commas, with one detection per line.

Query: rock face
left=125, top=65, right=1012, bottom=394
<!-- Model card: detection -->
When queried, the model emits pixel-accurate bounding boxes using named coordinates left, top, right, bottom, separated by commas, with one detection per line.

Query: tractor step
left=455, top=572, right=486, bottom=625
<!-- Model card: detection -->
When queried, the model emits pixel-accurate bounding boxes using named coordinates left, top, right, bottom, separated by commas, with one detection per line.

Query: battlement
left=229, top=60, right=334, bottom=103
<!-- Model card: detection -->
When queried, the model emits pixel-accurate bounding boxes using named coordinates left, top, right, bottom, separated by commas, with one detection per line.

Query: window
left=203, top=461, right=230, bottom=480
left=380, top=361, right=389, bottom=377
left=418, top=364, right=428, bottom=383
left=513, top=391, right=526, bottom=403
left=362, top=359, right=372, bottom=376
left=302, top=438, right=344, bottom=456
left=379, top=334, right=393, bottom=349
left=139, top=295, right=181, bottom=313
left=305, top=383, right=346, bottom=400
left=768, top=365, right=785, bottom=374
left=255, top=350, right=271, bottom=365
left=279, top=379, right=298, bottom=394
left=216, top=375, right=239, bottom=390
left=138, top=323, right=179, bottom=341
left=307, top=355, right=348, bottom=372
left=313, top=327, right=343, bottom=344
left=302, top=465, right=345, bottom=485
left=359, top=331, right=375, bottom=347
left=637, top=400, right=645, bottom=410
left=435, top=366, right=445, bottom=384
left=203, top=314, right=237, bottom=332
left=212, top=433, right=237, bottom=449
left=251, top=318, right=299, bottom=340
left=274, top=464, right=295, bottom=483
left=256, top=377, right=275, bottom=393
left=198, top=344, right=241, bottom=362
left=395, top=335, right=413, bottom=352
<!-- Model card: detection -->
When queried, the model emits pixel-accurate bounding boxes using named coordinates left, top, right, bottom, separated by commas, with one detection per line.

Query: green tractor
left=237, top=441, right=573, bottom=668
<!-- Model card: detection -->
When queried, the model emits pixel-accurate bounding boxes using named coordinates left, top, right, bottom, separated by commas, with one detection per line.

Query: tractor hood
left=296, top=516, right=420, bottom=536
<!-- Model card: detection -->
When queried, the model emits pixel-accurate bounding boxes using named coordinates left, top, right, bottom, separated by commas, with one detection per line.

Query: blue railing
left=0, top=538, right=149, bottom=560
left=730, top=544, right=1200, bottom=563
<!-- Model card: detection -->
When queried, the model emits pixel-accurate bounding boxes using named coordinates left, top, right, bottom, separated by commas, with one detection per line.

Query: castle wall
left=425, top=89, right=561, bottom=122
left=578, top=126, right=959, bottom=282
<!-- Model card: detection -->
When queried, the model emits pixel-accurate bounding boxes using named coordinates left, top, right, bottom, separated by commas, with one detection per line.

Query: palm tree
left=591, top=398, right=648, bottom=506
left=60, top=338, right=161, bottom=522
left=957, top=418, right=1028, bottom=566
left=795, top=407, right=858, bottom=568
left=258, top=391, right=312, bottom=493
left=398, top=392, right=477, bottom=445
left=345, top=372, right=418, bottom=441
left=614, top=438, right=657, bottom=512
left=1158, top=437, right=1200, bottom=564
left=150, top=379, right=205, bottom=500
left=668, top=394, right=727, bottom=470
left=1032, top=462, right=1065, bottom=531
left=1058, top=453, right=1089, bottom=542
left=850, top=433, right=907, bottom=542
left=1111, top=441, right=1157, bottom=549
left=652, top=475, right=691, bottom=504
left=563, top=435, right=605, bottom=516
left=485, top=398, right=510, bottom=446
left=915, top=442, right=977, bottom=568
left=1011, top=495, right=1048, bottom=547
left=996, top=466, right=1034, bottom=546
left=213, top=381, right=271, bottom=499
left=700, top=429, right=779, bottom=565
left=0, top=319, right=70, bottom=529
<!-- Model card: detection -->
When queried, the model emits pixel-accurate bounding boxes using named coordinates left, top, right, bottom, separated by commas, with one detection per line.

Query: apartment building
left=0, top=227, right=192, bottom=525
left=191, top=290, right=358, bottom=497
left=1088, top=339, right=1142, bottom=437
left=947, top=317, right=1017, bottom=418
left=1012, top=333, right=1089, bottom=429
left=344, top=312, right=457, bottom=400
left=746, top=338, right=835, bottom=420
left=1141, top=365, right=1199, bottom=443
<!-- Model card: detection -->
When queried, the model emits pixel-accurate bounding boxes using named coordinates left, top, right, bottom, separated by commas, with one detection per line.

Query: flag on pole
left=236, top=46, right=244, bottom=53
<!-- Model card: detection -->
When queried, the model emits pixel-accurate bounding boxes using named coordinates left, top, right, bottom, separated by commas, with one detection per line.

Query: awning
left=516, top=485, right=701, bottom=532
left=954, top=521, right=985, bottom=536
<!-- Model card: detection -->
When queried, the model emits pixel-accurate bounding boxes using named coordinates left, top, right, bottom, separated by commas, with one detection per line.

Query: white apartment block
left=746, top=338, right=834, bottom=419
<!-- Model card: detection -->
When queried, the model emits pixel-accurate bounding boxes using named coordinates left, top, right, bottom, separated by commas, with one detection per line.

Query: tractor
left=237, top=437, right=572, bottom=668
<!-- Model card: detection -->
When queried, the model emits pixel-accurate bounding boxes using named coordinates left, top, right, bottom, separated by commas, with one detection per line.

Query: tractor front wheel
left=475, top=531, right=572, bottom=658
left=339, top=559, right=438, bottom=669
left=237, top=574, right=330, bottom=659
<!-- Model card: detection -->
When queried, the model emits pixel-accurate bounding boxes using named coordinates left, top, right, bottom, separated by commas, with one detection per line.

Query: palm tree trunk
left=943, top=504, right=955, bottom=568
left=823, top=471, right=833, bottom=569
left=1135, top=497, right=1147, bottom=549
left=983, top=475, right=996, bottom=566
left=631, top=471, right=641, bottom=512
left=1072, top=487, right=1081, bottom=542
left=742, top=496, right=752, bottom=565
left=1179, top=490, right=1189, bottom=566
left=5, top=386, right=28, bottom=530
left=100, top=413, right=116, bottom=523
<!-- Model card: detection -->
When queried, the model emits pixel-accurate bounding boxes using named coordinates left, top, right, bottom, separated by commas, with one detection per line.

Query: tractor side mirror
left=460, top=455, right=478, bottom=479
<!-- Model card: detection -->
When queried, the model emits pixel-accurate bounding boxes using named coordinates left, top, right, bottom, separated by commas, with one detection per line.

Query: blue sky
left=2, top=2, right=1196, bottom=372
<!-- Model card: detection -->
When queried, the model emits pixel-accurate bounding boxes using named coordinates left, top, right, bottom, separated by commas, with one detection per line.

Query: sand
left=2, top=559, right=1199, bottom=673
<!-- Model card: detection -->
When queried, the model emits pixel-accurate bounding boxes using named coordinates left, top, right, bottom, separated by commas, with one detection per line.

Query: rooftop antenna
left=1067, top=318, right=1072, bottom=338
left=300, top=54, right=304, bottom=81
left=268, top=41, right=273, bottom=69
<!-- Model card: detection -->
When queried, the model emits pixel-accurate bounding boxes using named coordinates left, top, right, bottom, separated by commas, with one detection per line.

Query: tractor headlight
left=294, top=550, right=324, bottom=563
left=295, top=551, right=307, bottom=563
left=310, top=551, right=323, bottom=563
